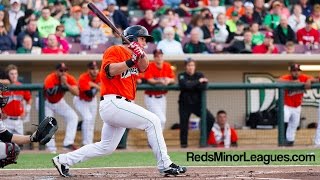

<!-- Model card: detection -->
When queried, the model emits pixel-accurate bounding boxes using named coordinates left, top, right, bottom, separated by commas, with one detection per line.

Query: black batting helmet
left=0, top=83, right=9, bottom=108
left=123, top=25, right=154, bottom=44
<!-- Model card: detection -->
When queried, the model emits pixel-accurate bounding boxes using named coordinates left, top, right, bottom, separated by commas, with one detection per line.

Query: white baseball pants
left=314, top=103, right=320, bottom=145
left=0, top=121, right=6, bottom=133
left=58, top=94, right=173, bottom=170
left=73, top=96, right=97, bottom=145
left=144, top=94, right=166, bottom=130
left=45, top=98, right=78, bottom=151
left=2, top=118, right=23, bottom=135
left=284, top=105, right=301, bottom=142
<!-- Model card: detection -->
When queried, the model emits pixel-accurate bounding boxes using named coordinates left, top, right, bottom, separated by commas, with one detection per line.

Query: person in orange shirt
left=225, top=0, right=245, bottom=19
left=44, top=63, right=79, bottom=153
left=278, top=63, right=314, bottom=146
left=207, top=110, right=238, bottom=148
left=144, top=49, right=175, bottom=130
left=52, top=25, right=186, bottom=177
left=73, top=61, right=100, bottom=146
left=2, top=64, right=32, bottom=135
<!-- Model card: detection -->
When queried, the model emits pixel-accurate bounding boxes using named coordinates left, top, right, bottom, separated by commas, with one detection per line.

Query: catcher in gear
left=0, top=83, right=58, bottom=168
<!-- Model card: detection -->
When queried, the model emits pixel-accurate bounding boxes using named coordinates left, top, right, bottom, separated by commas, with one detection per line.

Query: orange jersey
left=2, top=82, right=31, bottom=116
left=144, top=61, right=175, bottom=96
left=44, top=72, right=77, bottom=103
left=225, top=7, right=245, bottom=19
left=100, top=45, right=139, bottom=100
left=78, top=72, right=100, bottom=101
left=279, top=74, right=312, bottom=107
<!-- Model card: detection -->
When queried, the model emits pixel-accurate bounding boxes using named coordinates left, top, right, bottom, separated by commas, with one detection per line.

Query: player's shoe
left=52, top=156, right=72, bottom=177
left=160, top=163, right=187, bottom=176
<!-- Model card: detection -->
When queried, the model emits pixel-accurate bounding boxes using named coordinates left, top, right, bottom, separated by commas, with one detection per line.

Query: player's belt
left=148, top=94, right=163, bottom=98
left=8, top=117, right=19, bottom=120
left=100, top=95, right=131, bottom=102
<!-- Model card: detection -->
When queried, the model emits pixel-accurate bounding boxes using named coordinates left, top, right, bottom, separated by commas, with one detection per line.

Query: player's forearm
left=67, top=85, right=79, bottom=96
left=108, top=62, right=131, bottom=77
left=88, top=81, right=100, bottom=90
left=137, top=56, right=149, bottom=72
left=11, top=134, right=30, bottom=145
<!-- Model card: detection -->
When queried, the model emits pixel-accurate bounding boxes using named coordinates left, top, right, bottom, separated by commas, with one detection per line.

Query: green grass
left=5, top=149, right=320, bottom=169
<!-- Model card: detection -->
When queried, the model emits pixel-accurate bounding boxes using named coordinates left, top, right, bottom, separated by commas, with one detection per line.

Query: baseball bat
left=87, top=3, right=130, bottom=44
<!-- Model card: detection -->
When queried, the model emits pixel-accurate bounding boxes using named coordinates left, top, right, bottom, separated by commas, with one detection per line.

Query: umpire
left=178, top=58, right=215, bottom=148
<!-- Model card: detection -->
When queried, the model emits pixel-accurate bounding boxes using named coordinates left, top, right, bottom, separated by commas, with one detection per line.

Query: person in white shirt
left=208, top=0, right=226, bottom=21
left=8, top=0, right=24, bottom=34
left=214, top=13, right=230, bottom=43
left=288, top=4, right=306, bottom=32
left=157, top=26, right=184, bottom=55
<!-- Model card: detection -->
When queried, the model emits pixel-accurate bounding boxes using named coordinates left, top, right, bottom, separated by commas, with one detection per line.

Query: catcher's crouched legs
left=0, top=142, right=20, bottom=168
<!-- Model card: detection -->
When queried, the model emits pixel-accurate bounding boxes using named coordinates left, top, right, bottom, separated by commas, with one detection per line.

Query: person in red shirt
left=73, top=61, right=100, bottom=146
left=278, top=63, right=314, bottom=146
left=252, top=31, right=279, bottom=54
left=42, top=34, right=67, bottom=54
left=297, top=16, right=320, bottom=48
left=44, top=63, right=79, bottom=153
left=139, top=0, right=164, bottom=11
left=2, top=64, right=32, bottom=135
left=144, top=49, right=175, bottom=130
left=52, top=25, right=186, bottom=177
left=208, top=110, right=238, bottom=148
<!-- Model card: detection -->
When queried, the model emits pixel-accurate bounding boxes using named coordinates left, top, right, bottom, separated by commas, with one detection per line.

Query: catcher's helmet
left=123, top=25, right=154, bottom=44
left=0, top=83, right=8, bottom=108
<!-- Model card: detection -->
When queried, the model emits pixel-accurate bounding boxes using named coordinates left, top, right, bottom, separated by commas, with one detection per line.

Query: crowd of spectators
left=1, top=0, right=320, bottom=54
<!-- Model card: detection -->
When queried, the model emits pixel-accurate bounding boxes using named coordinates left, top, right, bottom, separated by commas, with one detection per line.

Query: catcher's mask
left=122, top=25, right=154, bottom=44
left=0, top=83, right=9, bottom=108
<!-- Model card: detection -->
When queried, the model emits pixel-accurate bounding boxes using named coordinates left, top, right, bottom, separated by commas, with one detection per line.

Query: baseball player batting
left=278, top=64, right=314, bottom=146
left=52, top=25, right=187, bottom=177
left=0, top=83, right=57, bottom=168
left=73, top=61, right=100, bottom=145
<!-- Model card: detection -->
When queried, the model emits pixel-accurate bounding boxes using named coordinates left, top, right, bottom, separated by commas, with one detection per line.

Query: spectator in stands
left=152, top=16, right=180, bottom=43
left=139, top=0, right=163, bottom=11
left=165, top=8, right=184, bottom=39
left=299, top=0, right=312, bottom=17
left=17, top=19, right=42, bottom=48
left=185, top=14, right=204, bottom=35
left=157, top=26, right=184, bottom=55
left=223, top=30, right=253, bottom=53
left=42, top=34, right=67, bottom=54
left=37, top=7, right=60, bottom=38
left=177, top=0, right=203, bottom=17
left=208, top=0, right=225, bottom=20
left=240, top=1, right=262, bottom=26
left=225, top=0, right=244, bottom=19
left=27, top=0, right=48, bottom=15
left=0, top=9, right=11, bottom=35
left=105, top=2, right=129, bottom=30
left=263, top=0, right=282, bottom=31
left=47, top=0, right=71, bottom=8
left=288, top=4, right=306, bottom=33
left=91, top=0, right=107, bottom=11
left=8, top=0, right=24, bottom=34
left=164, top=0, right=180, bottom=8
left=270, top=0, right=290, bottom=18
left=16, top=35, right=34, bottom=53
left=226, top=11, right=240, bottom=33
left=53, top=25, right=69, bottom=52
left=207, top=110, right=238, bottom=148
left=214, top=13, right=230, bottom=43
left=64, top=5, right=87, bottom=38
left=251, top=22, right=264, bottom=45
left=201, top=14, right=215, bottom=43
left=115, top=0, right=130, bottom=17
left=14, top=9, right=36, bottom=36
left=312, top=4, right=320, bottom=30
left=254, top=0, right=267, bottom=21
left=183, top=28, right=210, bottom=53
left=178, top=58, right=215, bottom=148
left=0, top=21, right=15, bottom=51
left=226, top=20, right=245, bottom=43
left=137, top=9, right=158, bottom=34
left=81, top=2, right=91, bottom=25
left=283, top=41, right=296, bottom=54
left=273, top=15, right=296, bottom=45
left=297, top=16, right=319, bottom=48
left=50, top=0, right=69, bottom=21
left=252, top=31, right=279, bottom=54
left=108, top=25, right=122, bottom=45
left=80, top=16, right=107, bottom=48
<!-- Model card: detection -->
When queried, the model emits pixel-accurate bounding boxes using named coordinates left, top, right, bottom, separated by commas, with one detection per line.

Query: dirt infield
left=1, top=166, right=320, bottom=180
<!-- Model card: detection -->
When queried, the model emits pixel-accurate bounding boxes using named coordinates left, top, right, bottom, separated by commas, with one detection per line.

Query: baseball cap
left=153, top=49, right=163, bottom=55
left=236, top=20, right=244, bottom=26
left=71, top=5, right=82, bottom=13
left=289, top=63, right=301, bottom=71
left=306, top=16, right=314, bottom=24
left=184, top=57, right=195, bottom=65
left=272, top=1, right=281, bottom=8
left=87, top=61, right=99, bottom=69
left=244, top=1, right=254, bottom=8
left=56, top=62, right=68, bottom=71
left=10, top=0, right=20, bottom=4
left=54, top=0, right=63, bottom=5
left=232, top=11, right=239, bottom=17
left=265, top=31, right=274, bottom=38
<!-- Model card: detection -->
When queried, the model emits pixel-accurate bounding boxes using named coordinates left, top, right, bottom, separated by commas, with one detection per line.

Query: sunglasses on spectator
left=57, top=29, right=65, bottom=32
left=59, top=69, right=67, bottom=72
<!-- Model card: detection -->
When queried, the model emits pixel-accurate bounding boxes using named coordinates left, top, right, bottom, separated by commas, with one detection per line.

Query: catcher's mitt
left=0, top=142, right=20, bottom=168
left=30, top=116, right=58, bottom=145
